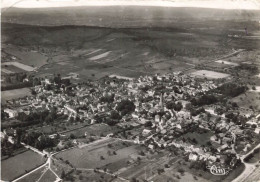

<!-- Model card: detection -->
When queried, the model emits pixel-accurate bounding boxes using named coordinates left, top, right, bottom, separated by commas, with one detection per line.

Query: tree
left=61, top=170, right=66, bottom=179
left=145, top=121, right=152, bottom=127
left=164, top=164, right=170, bottom=168
left=131, top=177, right=138, bottom=182
left=31, top=89, right=37, bottom=95
left=166, top=102, right=175, bottom=110
left=174, top=102, right=183, bottom=112
left=70, top=133, right=76, bottom=139
left=110, top=110, right=121, bottom=120
left=157, top=168, right=165, bottom=175
left=166, top=101, right=182, bottom=111
left=16, top=128, right=23, bottom=143
left=116, top=100, right=135, bottom=116
left=178, top=168, right=185, bottom=174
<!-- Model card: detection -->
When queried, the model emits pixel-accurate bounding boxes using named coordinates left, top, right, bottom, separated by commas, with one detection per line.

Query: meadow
left=1, top=87, right=32, bottom=104
left=55, top=138, right=144, bottom=172
left=190, top=70, right=230, bottom=79
left=1, top=150, right=46, bottom=181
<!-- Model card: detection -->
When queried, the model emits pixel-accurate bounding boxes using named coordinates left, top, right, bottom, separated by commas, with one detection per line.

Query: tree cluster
left=100, top=94, right=115, bottom=103
left=216, top=83, right=247, bottom=97
left=191, top=95, right=218, bottom=106
left=166, top=101, right=183, bottom=112
left=116, top=100, right=135, bottom=116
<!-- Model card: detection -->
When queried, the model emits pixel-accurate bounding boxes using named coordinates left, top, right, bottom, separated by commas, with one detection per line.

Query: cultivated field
left=3, top=20, right=257, bottom=81
left=190, top=70, right=230, bottom=79
left=1, top=87, right=32, bottom=104
left=2, top=45, right=48, bottom=68
left=1, top=150, right=46, bottom=181
left=2, top=62, right=35, bottom=72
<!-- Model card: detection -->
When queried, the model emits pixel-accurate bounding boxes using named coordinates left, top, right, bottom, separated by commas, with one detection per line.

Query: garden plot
left=2, top=62, right=35, bottom=72
left=215, top=60, right=239, bottom=66
left=1, top=68, right=14, bottom=74
left=89, top=51, right=111, bottom=61
left=190, top=70, right=230, bottom=79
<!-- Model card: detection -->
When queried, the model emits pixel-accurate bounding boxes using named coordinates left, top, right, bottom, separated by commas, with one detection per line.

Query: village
left=2, top=68, right=260, bottom=181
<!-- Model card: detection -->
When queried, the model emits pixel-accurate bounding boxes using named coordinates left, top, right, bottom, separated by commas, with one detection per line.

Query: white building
left=4, top=108, right=18, bottom=118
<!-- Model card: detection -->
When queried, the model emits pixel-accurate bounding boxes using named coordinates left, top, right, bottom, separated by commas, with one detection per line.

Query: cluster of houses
left=2, top=71, right=260, bottom=171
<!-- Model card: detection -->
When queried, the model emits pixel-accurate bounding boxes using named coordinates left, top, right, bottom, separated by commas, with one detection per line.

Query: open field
left=62, top=123, right=121, bottom=137
left=55, top=138, right=145, bottom=172
left=1, top=150, right=46, bottom=181
left=2, top=64, right=26, bottom=73
left=181, top=131, right=213, bottom=146
left=38, top=169, right=57, bottom=182
left=231, top=91, right=260, bottom=111
left=215, top=60, right=239, bottom=66
left=190, top=70, right=230, bottom=79
left=1, top=87, right=32, bottom=103
left=17, top=166, right=47, bottom=182
left=2, top=45, right=48, bottom=68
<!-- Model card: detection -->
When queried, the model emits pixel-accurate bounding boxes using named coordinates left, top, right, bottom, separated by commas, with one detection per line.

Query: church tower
left=159, top=92, right=164, bottom=110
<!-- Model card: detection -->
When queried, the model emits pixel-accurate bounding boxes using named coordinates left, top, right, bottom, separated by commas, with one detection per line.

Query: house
left=142, top=129, right=152, bottom=136
left=208, top=155, right=217, bottom=162
left=254, top=128, right=260, bottom=134
left=4, top=108, right=18, bottom=118
left=189, top=153, right=199, bottom=161
left=217, top=144, right=229, bottom=152
left=148, top=144, right=155, bottom=150
left=155, top=115, right=160, bottom=123
left=0, top=132, right=7, bottom=141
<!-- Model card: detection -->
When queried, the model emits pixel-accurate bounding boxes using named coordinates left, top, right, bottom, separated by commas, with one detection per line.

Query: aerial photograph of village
left=1, top=0, right=260, bottom=182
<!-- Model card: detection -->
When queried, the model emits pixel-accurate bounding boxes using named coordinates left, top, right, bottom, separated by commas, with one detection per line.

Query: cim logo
left=207, top=165, right=231, bottom=175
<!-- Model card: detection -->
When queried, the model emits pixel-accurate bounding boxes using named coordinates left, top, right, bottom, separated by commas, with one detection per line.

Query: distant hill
left=2, top=6, right=260, bottom=27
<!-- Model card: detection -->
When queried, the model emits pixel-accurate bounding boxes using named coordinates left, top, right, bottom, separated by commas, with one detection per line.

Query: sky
left=1, top=0, right=260, bottom=10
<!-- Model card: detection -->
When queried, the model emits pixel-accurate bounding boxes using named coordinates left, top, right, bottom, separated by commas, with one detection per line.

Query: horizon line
left=1, top=0, right=260, bottom=10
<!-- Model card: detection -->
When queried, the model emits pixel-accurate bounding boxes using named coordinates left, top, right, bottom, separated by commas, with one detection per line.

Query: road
left=182, top=49, right=245, bottom=73
left=232, top=143, right=260, bottom=182
left=12, top=145, right=61, bottom=182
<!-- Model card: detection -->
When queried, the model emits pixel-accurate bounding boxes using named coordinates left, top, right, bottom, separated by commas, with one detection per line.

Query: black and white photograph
left=1, top=0, right=260, bottom=181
